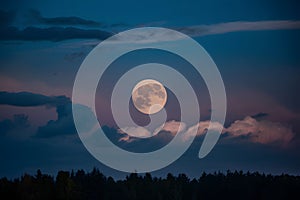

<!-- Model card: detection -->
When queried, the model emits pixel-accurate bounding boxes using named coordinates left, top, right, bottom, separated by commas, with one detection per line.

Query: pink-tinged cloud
left=153, top=120, right=187, bottom=136
left=118, top=120, right=186, bottom=142
left=183, top=121, right=224, bottom=142
left=225, top=116, right=295, bottom=146
left=118, top=116, right=294, bottom=146
left=118, top=126, right=151, bottom=142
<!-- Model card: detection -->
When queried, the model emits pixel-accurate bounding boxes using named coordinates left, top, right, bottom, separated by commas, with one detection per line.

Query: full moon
left=131, top=79, right=167, bottom=114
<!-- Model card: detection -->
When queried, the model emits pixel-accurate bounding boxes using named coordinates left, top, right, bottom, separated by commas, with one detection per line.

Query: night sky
left=0, top=0, right=300, bottom=179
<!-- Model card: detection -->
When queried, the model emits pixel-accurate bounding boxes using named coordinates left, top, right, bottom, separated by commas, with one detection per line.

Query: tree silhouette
left=0, top=169, right=299, bottom=200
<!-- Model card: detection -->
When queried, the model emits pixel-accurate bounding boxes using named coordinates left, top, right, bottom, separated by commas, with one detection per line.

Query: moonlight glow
left=131, top=79, right=167, bottom=114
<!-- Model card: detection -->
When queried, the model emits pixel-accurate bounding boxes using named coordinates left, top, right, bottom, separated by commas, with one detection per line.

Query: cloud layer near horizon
left=0, top=91, right=295, bottom=146
left=120, top=117, right=295, bottom=146
left=226, top=116, right=294, bottom=146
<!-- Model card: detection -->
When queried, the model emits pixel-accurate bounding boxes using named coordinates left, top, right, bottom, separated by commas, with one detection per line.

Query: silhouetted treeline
left=1, top=168, right=300, bottom=200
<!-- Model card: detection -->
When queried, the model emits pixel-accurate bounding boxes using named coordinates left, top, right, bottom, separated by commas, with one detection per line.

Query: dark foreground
left=1, top=169, right=299, bottom=200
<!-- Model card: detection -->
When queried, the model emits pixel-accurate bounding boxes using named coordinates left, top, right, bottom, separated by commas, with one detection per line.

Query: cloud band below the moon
left=118, top=116, right=295, bottom=146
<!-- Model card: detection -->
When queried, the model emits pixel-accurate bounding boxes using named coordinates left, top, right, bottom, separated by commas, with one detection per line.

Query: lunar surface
left=131, top=79, right=167, bottom=114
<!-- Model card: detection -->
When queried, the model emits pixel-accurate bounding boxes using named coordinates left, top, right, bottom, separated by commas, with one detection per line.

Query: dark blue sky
left=0, top=0, right=300, bottom=178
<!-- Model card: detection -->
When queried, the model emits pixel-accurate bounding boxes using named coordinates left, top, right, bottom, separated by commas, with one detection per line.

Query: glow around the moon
left=131, top=79, right=167, bottom=114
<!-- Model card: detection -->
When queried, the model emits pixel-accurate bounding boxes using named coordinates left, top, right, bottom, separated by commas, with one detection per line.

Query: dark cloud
left=251, top=112, right=269, bottom=120
left=0, top=10, right=15, bottom=26
left=0, top=114, right=30, bottom=136
left=107, top=127, right=174, bottom=153
left=0, top=26, right=112, bottom=41
left=35, top=103, right=76, bottom=138
left=0, top=91, right=76, bottom=138
left=0, top=9, right=122, bottom=42
left=28, top=9, right=101, bottom=27
left=119, top=131, right=173, bottom=153
left=0, top=91, right=70, bottom=107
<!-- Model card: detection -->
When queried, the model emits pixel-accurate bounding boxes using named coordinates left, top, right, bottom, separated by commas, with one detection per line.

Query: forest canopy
left=0, top=169, right=299, bottom=200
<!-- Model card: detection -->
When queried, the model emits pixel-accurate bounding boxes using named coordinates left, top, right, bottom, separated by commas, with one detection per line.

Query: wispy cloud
left=176, top=20, right=300, bottom=37
left=96, top=20, right=300, bottom=44
left=2, top=14, right=300, bottom=42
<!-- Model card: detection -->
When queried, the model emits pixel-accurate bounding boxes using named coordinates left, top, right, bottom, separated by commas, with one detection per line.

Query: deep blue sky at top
left=5, top=0, right=300, bottom=24
left=1, top=0, right=299, bottom=100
